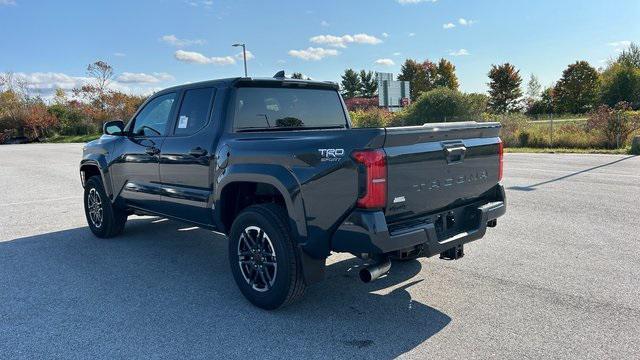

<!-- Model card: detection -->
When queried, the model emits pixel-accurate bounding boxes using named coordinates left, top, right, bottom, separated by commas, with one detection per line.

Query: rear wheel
left=84, top=176, right=127, bottom=238
left=228, top=204, right=305, bottom=310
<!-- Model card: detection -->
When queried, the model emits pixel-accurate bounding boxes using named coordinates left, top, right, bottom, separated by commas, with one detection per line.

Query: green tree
left=487, top=63, right=523, bottom=113
left=465, top=92, right=489, bottom=115
left=398, top=59, right=429, bottom=101
left=359, top=70, right=378, bottom=98
left=553, top=61, right=599, bottom=113
left=290, top=72, right=304, bottom=79
left=526, top=74, right=542, bottom=101
left=527, top=87, right=555, bottom=116
left=617, top=42, right=640, bottom=68
left=433, top=58, right=459, bottom=90
left=599, top=62, right=640, bottom=108
left=340, top=68, right=361, bottom=99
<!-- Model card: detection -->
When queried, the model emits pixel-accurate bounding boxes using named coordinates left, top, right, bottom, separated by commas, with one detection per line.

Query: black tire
left=84, top=175, right=127, bottom=238
left=228, top=204, right=306, bottom=310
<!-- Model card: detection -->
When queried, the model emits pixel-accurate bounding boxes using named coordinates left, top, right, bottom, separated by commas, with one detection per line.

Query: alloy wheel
left=87, top=188, right=103, bottom=228
left=237, top=225, right=278, bottom=292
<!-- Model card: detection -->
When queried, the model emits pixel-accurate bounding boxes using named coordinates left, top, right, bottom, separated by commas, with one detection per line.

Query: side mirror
left=103, top=120, right=125, bottom=136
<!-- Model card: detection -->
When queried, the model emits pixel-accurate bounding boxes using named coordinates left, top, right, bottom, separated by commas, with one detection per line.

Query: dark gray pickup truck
left=80, top=75, right=506, bottom=309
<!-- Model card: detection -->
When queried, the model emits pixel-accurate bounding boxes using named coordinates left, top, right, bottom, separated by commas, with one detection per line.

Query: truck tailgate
left=383, top=122, right=502, bottom=223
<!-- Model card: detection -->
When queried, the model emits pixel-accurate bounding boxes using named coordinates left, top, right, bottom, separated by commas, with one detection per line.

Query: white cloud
left=352, top=33, right=383, bottom=44
left=116, top=72, right=174, bottom=84
left=449, top=49, right=469, bottom=56
left=288, top=47, right=339, bottom=61
left=458, top=18, right=474, bottom=26
left=374, top=58, right=395, bottom=66
left=382, top=32, right=389, bottom=38
left=408, top=32, right=416, bottom=37
left=0, top=71, right=164, bottom=97
left=186, top=0, right=213, bottom=8
left=397, top=0, right=437, bottom=4
left=609, top=40, right=631, bottom=52
left=309, top=33, right=382, bottom=48
left=0, top=0, right=16, bottom=5
left=235, top=50, right=255, bottom=60
left=2, top=72, right=89, bottom=91
left=393, top=52, right=402, bottom=56
left=160, top=34, right=205, bottom=47
left=174, top=50, right=236, bottom=65
left=320, top=20, right=329, bottom=27
left=609, top=40, right=631, bottom=47
left=443, top=23, right=456, bottom=29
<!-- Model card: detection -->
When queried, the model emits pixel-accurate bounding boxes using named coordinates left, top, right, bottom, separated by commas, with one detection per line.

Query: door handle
left=443, top=145, right=466, bottom=164
left=189, top=147, right=208, bottom=157
left=145, top=146, right=160, bottom=155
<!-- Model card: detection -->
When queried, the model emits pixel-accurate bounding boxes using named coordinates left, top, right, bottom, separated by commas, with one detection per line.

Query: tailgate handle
left=444, top=145, right=466, bottom=164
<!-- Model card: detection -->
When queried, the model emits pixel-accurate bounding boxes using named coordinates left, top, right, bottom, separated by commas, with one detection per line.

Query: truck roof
left=157, top=76, right=339, bottom=95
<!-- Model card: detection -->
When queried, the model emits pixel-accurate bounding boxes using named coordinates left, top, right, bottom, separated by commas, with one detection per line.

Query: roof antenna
left=273, top=70, right=285, bottom=79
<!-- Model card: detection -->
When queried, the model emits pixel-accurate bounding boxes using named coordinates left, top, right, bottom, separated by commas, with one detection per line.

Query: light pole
left=232, top=43, right=248, bottom=77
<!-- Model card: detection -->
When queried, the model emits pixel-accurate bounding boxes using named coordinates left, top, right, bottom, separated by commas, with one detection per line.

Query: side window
left=131, top=93, right=176, bottom=137
left=174, top=87, right=215, bottom=136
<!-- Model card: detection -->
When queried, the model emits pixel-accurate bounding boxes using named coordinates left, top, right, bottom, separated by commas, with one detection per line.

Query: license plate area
left=388, top=202, right=481, bottom=238
left=433, top=205, right=480, bottom=239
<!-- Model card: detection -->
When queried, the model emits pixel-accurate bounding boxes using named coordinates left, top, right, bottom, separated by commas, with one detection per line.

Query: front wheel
left=228, top=204, right=306, bottom=310
left=84, top=176, right=127, bottom=238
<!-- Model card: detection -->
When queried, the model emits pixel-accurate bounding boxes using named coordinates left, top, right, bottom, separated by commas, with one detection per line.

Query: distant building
left=377, top=72, right=410, bottom=112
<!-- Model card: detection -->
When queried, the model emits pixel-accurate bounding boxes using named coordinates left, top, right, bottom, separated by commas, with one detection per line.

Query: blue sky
left=1, top=0, right=638, bottom=97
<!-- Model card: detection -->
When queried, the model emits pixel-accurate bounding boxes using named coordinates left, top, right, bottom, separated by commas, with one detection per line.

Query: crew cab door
left=109, top=92, right=177, bottom=211
left=158, top=87, right=217, bottom=225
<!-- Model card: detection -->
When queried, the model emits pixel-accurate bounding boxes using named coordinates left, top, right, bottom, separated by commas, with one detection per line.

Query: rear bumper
left=331, top=185, right=506, bottom=257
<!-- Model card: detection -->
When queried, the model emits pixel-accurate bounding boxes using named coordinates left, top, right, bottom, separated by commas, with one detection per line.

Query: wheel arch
left=215, top=165, right=307, bottom=240
left=80, top=157, right=114, bottom=201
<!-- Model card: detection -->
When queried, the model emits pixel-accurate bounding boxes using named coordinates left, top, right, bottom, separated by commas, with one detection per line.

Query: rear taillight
left=498, top=139, right=504, bottom=181
left=352, top=149, right=387, bottom=209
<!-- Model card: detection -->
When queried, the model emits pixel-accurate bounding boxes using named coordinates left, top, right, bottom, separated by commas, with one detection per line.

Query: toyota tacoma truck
left=80, top=74, right=506, bottom=309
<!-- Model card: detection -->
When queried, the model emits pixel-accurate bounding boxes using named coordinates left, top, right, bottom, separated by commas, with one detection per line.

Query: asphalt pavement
left=1, top=143, right=639, bottom=359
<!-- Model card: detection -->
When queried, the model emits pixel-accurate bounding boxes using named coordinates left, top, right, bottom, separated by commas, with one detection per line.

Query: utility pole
left=232, top=43, right=248, bottom=77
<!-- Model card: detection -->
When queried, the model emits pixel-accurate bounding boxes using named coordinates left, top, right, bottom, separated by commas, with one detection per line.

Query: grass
left=506, top=146, right=632, bottom=155
left=527, top=118, right=588, bottom=124
left=45, top=134, right=101, bottom=143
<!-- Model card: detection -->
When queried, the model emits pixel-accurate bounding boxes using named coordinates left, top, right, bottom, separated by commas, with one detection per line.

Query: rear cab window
left=233, top=87, right=347, bottom=131
left=174, top=87, right=215, bottom=136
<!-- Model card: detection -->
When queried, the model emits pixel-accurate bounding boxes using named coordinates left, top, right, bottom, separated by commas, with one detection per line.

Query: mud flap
left=298, top=247, right=326, bottom=285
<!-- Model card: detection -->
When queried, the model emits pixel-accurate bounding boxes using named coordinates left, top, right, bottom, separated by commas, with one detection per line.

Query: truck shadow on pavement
left=508, top=154, right=637, bottom=191
left=0, top=217, right=450, bottom=359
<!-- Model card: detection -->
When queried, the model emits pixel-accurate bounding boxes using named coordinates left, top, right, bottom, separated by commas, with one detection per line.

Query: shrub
left=344, top=97, right=378, bottom=111
left=586, top=103, right=640, bottom=148
left=485, top=113, right=529, bottom=147
left=399, top=87, right=485, bottom=125
left=350, top=108, right=395, bottom=128
left=518, top=130, right=530, bottom=146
